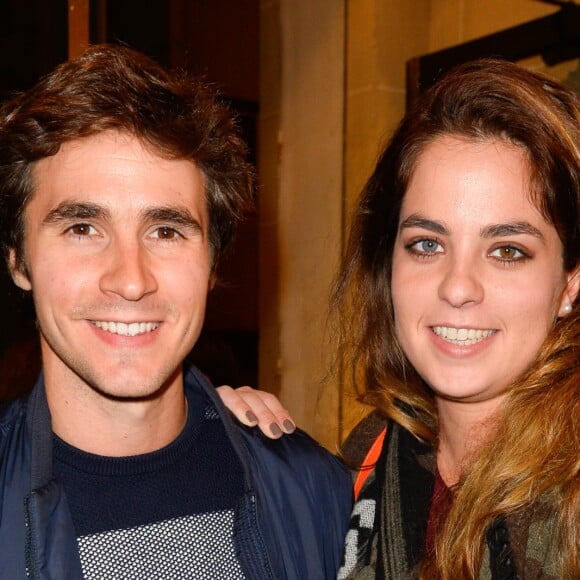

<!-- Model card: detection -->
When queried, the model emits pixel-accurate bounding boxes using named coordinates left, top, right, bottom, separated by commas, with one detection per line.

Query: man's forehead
left=38, top=130, right=195, bottom=167
left=30, top=132, right=206, bottom=205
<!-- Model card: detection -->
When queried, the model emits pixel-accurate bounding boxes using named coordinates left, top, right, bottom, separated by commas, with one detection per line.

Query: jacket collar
left=25, top=374, right=53, bottom=490
left=23, top=366, right=254, bottom=492
left=182, top=365, right=254, bottom=490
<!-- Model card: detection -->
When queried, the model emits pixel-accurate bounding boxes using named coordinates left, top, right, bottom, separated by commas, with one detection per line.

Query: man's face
left=11, top=130, right=212, bottom=400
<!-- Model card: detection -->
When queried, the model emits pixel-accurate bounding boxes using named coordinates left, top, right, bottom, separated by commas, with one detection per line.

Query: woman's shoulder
left=340, top=410, right=389, bottom=469
left=505, top=495, right=563, bottom=579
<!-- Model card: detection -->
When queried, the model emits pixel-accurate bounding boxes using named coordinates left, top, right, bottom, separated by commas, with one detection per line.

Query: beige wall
left=260, top=0, right=564, bottom=448
left=429, top=0, right=556, bottom=52
left=259, top=1, right=345, bottom=448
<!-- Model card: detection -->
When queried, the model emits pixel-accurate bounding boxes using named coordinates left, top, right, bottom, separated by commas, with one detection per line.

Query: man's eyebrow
left=481, top=221, right=544, bottom=240
left=43, top=202, right=203, bottom=233
left=43, top=202, right=110, bottom=225
left=399, top=214, right=448, bottom=235
left=142, top=206, right=203, bottom=232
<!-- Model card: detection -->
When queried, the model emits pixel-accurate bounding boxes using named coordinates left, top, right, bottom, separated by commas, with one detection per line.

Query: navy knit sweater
left=53, top=387, right=246, bottom=579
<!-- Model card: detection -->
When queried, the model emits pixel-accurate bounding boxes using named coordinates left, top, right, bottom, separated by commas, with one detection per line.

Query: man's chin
left=81, top=367, right=183, bottom=403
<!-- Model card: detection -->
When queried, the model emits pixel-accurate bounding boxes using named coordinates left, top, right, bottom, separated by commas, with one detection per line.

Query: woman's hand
left=216, top=385, right=296, bottom=439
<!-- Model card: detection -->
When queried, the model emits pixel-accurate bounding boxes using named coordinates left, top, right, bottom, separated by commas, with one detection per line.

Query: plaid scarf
left=338, top=421, right=433, bottom=579
left=338, top=418, right=562, bottom=579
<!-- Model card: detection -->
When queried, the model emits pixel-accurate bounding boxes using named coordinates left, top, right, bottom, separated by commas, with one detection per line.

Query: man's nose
left=99, top=239, right=158, bottom=301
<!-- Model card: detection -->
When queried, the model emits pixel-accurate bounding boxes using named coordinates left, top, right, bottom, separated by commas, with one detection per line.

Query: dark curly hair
left=0, top=43, right=254, bottom=271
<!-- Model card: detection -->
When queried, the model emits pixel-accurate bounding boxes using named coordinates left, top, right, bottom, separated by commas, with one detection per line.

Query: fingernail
left=283, top=419, right=296, bottom=433
left=270, top=423, right=282, bottom=437
left=245, top=411, right=258, bottom=424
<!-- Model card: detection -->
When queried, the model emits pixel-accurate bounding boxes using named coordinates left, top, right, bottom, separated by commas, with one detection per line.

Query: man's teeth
left=93, top=321, right=160, bottom=336
left=433, top=326, right=494, bottom=345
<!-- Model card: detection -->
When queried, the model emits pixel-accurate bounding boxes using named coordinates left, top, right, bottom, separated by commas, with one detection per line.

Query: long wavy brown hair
left=332, top=59, right=579, bottom=576
left=427, top=308, right=580, bottom=578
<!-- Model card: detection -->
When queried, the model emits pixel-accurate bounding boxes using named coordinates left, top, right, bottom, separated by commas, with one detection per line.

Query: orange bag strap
left=353, top=427, right=387, bottom=501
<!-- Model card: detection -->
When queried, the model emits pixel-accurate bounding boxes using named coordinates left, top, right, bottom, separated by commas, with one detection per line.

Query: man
left=0, top=44, right=351, bottom=579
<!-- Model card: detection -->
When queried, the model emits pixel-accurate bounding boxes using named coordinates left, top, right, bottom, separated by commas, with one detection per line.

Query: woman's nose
left=437, top=256, right=484, bottom=308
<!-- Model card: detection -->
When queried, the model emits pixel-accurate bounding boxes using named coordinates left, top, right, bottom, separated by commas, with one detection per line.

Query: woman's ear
left=558, top=266, right=580, bottom=317
left=8, top=249, right=32, bottom=291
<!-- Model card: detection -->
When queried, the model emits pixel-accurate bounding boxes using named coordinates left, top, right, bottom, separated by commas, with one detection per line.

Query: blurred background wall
left=261, top=0, right=578, bottom=449
left=0, top=0, right=577, bottom=449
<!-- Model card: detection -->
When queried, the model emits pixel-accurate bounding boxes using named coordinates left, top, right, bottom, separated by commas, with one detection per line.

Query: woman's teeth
left=432, top=326, right=495, bottom=345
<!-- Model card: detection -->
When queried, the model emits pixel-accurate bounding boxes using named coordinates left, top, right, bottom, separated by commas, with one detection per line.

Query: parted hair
left=0, top=43, right=254, bottom=270
left=332, top=59, right=579, bottom=577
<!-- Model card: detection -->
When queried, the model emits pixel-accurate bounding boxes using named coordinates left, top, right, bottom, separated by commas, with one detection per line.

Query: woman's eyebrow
left=399, top=215, right=546, bottom=242
left=399, top=214, right=448, bottom=235
left=481, top=221, right=544, bottom=239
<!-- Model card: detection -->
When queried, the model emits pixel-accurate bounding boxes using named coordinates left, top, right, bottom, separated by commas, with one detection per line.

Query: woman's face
left=391, top=135, right=579, bottom=407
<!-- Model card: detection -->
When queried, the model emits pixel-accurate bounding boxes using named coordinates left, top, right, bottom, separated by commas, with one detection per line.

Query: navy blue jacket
left=0, top=366, right=352, bottom=579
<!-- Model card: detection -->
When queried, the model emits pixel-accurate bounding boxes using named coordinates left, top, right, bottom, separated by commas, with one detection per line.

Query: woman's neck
left=435, top=396, right=504, bottom=486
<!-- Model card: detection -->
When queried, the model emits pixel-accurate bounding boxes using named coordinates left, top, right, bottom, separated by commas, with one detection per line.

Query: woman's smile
left=431, top=326, right=496, bottom=346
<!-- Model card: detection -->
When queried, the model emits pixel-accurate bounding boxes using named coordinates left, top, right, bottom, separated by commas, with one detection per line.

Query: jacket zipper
left=24, top=495, right=36, bottom=579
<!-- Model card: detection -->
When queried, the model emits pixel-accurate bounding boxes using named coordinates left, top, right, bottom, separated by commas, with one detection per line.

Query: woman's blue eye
left=413, top=239, right=442, bottom=253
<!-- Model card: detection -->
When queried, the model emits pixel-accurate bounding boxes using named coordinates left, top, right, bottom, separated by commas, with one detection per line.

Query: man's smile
left=91, top=320, right=161, bottom=337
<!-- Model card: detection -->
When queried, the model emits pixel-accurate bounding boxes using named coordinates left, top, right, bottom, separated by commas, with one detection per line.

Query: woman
left=219, top=59, right=580, bottom=579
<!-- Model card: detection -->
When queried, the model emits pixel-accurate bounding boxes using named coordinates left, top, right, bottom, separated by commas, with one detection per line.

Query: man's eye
left=69, top=224, right=94, bottom=236
left=154, top=227, right=180, bottom=240
left=489, top=245, right=527, bottom=261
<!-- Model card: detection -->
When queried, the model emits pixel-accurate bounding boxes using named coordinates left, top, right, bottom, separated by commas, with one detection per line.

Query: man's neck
left=45, top=372, right=188, bottom=457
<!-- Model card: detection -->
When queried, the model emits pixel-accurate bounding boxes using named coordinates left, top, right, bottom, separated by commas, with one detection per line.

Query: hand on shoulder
left=216, top=385, right=296, bottom=439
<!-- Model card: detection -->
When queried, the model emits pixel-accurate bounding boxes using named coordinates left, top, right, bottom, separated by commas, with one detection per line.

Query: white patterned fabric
left=77, top=511, right=245, bottom=579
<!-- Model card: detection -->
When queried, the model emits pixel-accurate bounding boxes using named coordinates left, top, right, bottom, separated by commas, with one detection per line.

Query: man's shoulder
left=184, top=365, right=351, bottom=495
left=0, top=397, right=29, bottom=478
left=0, top=396, right=26, bottom=432
left=237, top=423, right=351, bottom=493
left=244, top=424, right=339, bottom=460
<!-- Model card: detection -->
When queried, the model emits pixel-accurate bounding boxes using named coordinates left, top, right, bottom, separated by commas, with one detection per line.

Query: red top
left=425, top=468, right=453, bottom=551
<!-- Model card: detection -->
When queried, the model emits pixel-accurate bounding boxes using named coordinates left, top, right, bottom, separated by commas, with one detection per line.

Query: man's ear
left=208, top=270, right=217, bottom=291
left=558, top=266, right=580, bottom=317
left=8, top=248, right=32, bottom=291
